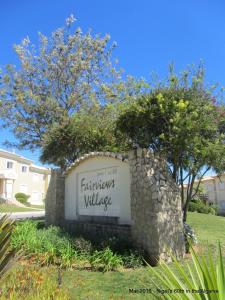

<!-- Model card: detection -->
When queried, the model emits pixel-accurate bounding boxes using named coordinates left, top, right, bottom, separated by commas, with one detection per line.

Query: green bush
left=208, top=207, right=216, bottom=215
left=188, top=201, right=200, bottom=212
left=89, top=247, right=123, bottom=272
left=73, top=237, right=92, bottom=255
left=98, top=235, right=133, bottom=253
left=191, top=198, right=200, bottom=204
left=188, top=200, right=217, bottom=215
left=15, top=193, right=30, bottom=204
left=121, top=250, right=144, bottom=268
left=11, top=221, right=143, bottom=271
left=210, top=204, right=218, bottom=214
left=16, top=197, right=27, bottom=204
left=11, top=221, right=78, bottom=266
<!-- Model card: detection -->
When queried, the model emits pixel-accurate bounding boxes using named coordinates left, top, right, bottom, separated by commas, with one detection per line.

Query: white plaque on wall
left=78, top=167, right=120, bottom=216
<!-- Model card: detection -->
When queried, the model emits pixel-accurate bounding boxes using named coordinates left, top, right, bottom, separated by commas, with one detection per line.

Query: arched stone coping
left=64, top=152, right=128, bottom=176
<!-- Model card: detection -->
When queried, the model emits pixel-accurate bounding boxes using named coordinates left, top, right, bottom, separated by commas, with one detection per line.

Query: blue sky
left=0, top=0, right=225, bottom=166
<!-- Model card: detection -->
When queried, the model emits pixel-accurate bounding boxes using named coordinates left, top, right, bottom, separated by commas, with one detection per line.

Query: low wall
left=61, top=220, right=131, bottom=240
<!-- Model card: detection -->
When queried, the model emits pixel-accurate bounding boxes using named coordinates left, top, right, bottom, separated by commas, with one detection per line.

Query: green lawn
left=57, top=212, right=225, bottom=299
left=187, top=211, right=225, bottom=247
left=26, top=204, right=45, bottom=210
left=1, top=212, right=225, bottom=299
left=0, top=203, right=44, bottom=213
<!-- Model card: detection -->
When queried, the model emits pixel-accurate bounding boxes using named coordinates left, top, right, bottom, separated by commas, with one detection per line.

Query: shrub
left=208, top=207, right=216, bottom=215
left=11, top=221, right=144, bottom=271
left=188, top=200, right=217, bottom=215
left=89, top=247, right=123, bottom=272
left=210, top=204, right=218, bottom=214
left=16, top=197, right=27, bottom=204
left=15, top=193, right=30, bottom=204
left=97, top=235, right=133, bottom=253
left=188, top=201, right=200, bottom=212
left=73, top=237, right=92, bottom=255
left=121, top=250, right=144, bottom=268
left=11, top=221, right=77, bottom=267
left=191, top=198, right=201, bottom=204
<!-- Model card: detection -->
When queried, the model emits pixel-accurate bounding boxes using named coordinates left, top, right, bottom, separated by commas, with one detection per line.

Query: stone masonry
left=45, top=148, right=185, bottom=265
left=129, top=148, right=185, bottom=264
left=45, top=169, right=65, bottom=227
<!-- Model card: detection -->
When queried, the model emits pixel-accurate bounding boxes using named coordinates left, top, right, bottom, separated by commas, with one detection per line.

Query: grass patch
left=25, top=204, right=45, bottom=210
left=0, top=204, right=41, bottom=213
left=187, top=211, right=225, bottom=247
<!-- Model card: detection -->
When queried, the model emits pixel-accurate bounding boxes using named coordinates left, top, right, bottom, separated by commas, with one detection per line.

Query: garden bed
left=0, top=212, right=225, bottom=299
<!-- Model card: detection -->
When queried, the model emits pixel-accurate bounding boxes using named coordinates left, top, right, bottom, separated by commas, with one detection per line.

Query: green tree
left=0, top=15, right=121, bottom=150
left=116, top=65, right=225, bottom=222
left=0, top=15, right=150, bottom=162
left=40, top=104, right=131, bottom=169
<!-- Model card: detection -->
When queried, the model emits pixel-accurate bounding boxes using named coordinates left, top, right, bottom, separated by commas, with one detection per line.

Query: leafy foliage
left=15, top=193, right=30, bottom=205
left=148, top=243, right=225, bottom=300
left=188, top=200, right=217, bottom=215
left=40, top=105, right=131, bottom=168
left=89, top=247, right=123, bottom=272
left=0, top=16, right=149, bottom=169
left=11, top=220, right=144, bottom=270
left=116, top=64, right=225, bottom=221
left=0, top=15, right=120, bottom=150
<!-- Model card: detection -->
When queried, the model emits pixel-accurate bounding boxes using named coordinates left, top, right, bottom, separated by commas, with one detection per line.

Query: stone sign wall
left=45, top=148, right=185, bottom=264
left=64, top=154, right=131, bottom=224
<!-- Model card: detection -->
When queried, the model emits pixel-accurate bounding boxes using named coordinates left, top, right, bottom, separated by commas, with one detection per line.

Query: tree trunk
left=183, top=200, right=189, bottom=222
left=183, top=175, right=195, bottom=222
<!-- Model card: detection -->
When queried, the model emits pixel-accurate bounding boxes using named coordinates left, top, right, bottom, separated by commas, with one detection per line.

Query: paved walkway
left=0, top=210, right=45, bottom=220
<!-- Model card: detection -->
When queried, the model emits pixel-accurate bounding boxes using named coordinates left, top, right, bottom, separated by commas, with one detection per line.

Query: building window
left=6, top=161, right=13, bottom=169
left=20, top=185, right=28, bottom=194
left=21, top=166, right=27, bottom=173
left=33, top=174, right=39, bottom=182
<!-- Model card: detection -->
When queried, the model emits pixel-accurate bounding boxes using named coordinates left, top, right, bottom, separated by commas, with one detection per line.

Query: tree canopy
left=40, top=104, right=131, bottom=169
left=0, top=15, right=122, bottom=150
left=116, top=65, right=225, bottom=221
left=0, top=15, right=149, bottom=154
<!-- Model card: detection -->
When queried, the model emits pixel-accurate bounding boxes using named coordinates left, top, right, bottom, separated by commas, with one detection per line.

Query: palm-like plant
left=0, top=214, right=15, bottom=278
left=148, top=243, right=225, bottom=300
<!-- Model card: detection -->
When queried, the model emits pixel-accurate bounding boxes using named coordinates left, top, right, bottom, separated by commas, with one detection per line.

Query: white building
left=0, top=149, right=50, bottom=205
left=185, top=174, right=225, bottom=215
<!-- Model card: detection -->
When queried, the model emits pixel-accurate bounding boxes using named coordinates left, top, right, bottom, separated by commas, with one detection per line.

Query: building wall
left=201, top=175, right=225, bottom=213
left=0, top=151, right=50, bottom=204
left=184, top=174, right=225, bottom=214
left=13, top=169, right=46, bottom=204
